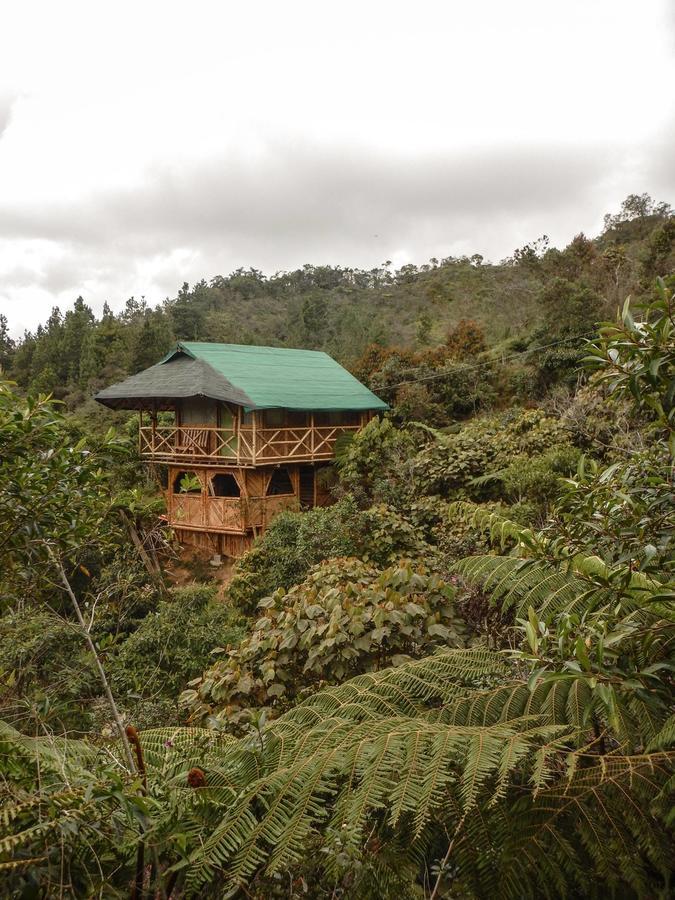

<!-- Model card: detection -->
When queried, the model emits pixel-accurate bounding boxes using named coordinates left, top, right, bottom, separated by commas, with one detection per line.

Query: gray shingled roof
left=95, top=353, right=254, bottom=410
left=95, top=342, right=388, bottom=412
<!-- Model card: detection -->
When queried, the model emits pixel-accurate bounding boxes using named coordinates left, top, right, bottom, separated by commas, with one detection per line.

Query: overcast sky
left=1, top=1, right=673, bottom=336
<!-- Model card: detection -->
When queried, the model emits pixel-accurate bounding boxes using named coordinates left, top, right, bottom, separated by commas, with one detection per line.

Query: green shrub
left=500, top=445, right=580, bottom=509
left=109, top=584, right=245, bottom=705
left=336, top=416, right=420, bottom=507
left=412, top=408, right=571, bottom=503
left=0, top=608, right=97, bottom=731
left=184, top=558, right=466, bottom=724
left=227, top=497, right=368, bottom=614
left=413, top=424, right=497, bottom=496
left=227, top=496, right=434, bottom=615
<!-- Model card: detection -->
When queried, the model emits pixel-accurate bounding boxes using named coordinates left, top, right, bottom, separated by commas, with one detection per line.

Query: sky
left=0, top=1, right=673, bottom=337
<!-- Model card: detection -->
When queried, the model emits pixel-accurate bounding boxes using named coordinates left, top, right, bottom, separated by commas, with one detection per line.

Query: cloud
left=0, top=133, right=672, bottom=336
left=644, top=116, right=675, bottom=200
left=0, top=139, right=615, bottom=252
left=0, top=95, right=15, bottom=139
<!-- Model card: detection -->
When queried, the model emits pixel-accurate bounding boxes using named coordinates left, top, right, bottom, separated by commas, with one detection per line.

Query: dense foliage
left=184, top=558, right=465, bottom=724
left=227, top=495, right=431, bottom=615
left=2, top=194, right=672, bottom=417
left=0, top=200, right=673, bottom=898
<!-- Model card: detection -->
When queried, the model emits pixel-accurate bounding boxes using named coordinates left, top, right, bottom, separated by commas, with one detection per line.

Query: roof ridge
left=181, top=341, right=330, bottom=356
left=96, top=341, right=388, bottom=412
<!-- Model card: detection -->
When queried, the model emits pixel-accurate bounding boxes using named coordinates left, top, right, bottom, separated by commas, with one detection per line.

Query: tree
left=0, top=313, right=14, bottom=374
left=61, top=297, right=95, bottom=383
left=603, top=193, right=673, bottom=232
left=168, top=283, right=206, bottom=340
left=0, top=382, right=135, bottom=767
left=130, top=310, right=174, bottom=373
left=444, top=319, right=487, bottom=359
left=506, top=234, right=549, bottom=268
left=28, top=307, right=64, bottom=393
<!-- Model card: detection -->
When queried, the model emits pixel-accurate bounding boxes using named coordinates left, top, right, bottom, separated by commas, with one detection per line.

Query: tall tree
left=0, top=314, right=14, bottom=374
left=61, top=297, right=95, bottom=383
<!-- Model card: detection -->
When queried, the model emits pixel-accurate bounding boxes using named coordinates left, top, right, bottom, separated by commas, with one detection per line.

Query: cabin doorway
left=299, top=465, right=315, bottom=508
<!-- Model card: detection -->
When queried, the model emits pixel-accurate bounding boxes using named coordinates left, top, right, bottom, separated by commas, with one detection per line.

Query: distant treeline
left=0, top=193, right=672, bottom=415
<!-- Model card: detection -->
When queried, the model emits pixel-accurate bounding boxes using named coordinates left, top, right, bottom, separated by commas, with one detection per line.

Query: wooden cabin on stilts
left=95, top=342, right=388, bottom=557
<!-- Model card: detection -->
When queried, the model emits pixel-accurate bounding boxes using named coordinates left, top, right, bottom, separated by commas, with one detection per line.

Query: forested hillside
left=0, top=193, right=674, bottom=899
left=1, top=193, right=673, bottom=411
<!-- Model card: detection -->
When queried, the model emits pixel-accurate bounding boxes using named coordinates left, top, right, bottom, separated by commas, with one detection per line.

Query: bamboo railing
left=170, top=492, right=298, bottom=533
left=139, top=424, right=359, bottom=466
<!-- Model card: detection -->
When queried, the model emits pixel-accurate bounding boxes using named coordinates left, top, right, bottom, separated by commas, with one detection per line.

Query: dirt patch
left=164, top=544, right=236, bottom=599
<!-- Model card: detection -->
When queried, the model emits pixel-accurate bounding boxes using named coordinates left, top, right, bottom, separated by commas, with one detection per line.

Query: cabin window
left=210, top=473, right=241, bottom=498
left=286, top=410, right=309, bottom=427
left=266, top=467, right=294, bottom=496
left=173, top=471, right=202, bottom=494
left=263, top=409, right=284, bottom=428
left=179, top=398, right=218, bottom=426
left=314, top=411, right=358, bottom=427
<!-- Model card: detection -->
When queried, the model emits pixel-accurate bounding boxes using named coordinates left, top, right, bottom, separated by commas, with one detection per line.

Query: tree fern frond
left=183, top=713, right=572, bottom=892
left=447, top=500, right=540, bottom=551
left=455, top=555, right=613, bottom=621
left=498, top=752, right=675, bottom=898
left=136, top=726, right=237, bottom=773
left=646, top=714, right=675, bottom=752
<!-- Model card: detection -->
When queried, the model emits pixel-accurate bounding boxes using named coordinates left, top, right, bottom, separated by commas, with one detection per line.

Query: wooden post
left=252, top=410, right=257, bottom=465
left=310, top=412, right=315, bottom=457
left=167, top=467, right=173, bottom=523
left=236, top=406, right=241, bottom=466
left=151, top=402, right=157, bottom=453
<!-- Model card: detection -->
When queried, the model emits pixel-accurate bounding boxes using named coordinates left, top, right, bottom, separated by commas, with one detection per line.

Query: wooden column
left=236, top=406, right=241, bottom=466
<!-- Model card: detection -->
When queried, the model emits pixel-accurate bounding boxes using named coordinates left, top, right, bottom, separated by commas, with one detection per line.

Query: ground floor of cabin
left=165, top=461, right=333, bottom=557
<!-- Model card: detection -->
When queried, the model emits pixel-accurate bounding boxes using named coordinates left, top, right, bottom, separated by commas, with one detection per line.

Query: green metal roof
left=95, top=341, right=388, bottom=412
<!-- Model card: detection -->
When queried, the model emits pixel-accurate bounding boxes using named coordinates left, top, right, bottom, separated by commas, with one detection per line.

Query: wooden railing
left=139, top=424, right=359, bottom=466
left=170, top=493, right=298, bottom=533
left=140, top=426, right=239, bottom=461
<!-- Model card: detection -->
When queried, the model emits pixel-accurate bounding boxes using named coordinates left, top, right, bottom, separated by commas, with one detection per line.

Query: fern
left=455, top=555, right=608, bottom=620
left=2, top=637, right=672, bottom=898
left=447, top=500, right=541, bottom=551
left=184, top=715, right=572, bottom=893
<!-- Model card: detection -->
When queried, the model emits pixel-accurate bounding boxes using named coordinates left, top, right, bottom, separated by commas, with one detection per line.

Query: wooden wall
left=168, top=462, right=322, bottom=557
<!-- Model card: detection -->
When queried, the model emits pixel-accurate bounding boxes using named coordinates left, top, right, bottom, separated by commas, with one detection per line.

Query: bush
left=337, top=416, right=419, bottom=507
left=0, top=608, right=97, bottom=731
left=413, top=423, right=497, bottom=496
left=109, top=584, right=245, bottom=706
left=500, top=445, right=580, bottom=510
left=228, top=496, right=435, bottom=615
left=227, top=497, right=368, bottom=614
left=412, top=408, right=571, bottom=502
left=183, top=558, right=466, bottom=724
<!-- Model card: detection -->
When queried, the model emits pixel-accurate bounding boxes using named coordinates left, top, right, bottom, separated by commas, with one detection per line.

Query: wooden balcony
left=139, top=423, right=360, bottom=466
left=171, top=492, right=299, bottom=534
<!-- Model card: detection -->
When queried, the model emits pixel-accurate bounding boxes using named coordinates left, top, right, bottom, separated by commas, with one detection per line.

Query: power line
left=382, top=331, right=597, bottom=390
